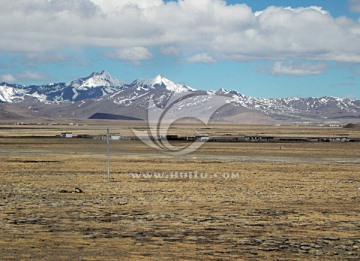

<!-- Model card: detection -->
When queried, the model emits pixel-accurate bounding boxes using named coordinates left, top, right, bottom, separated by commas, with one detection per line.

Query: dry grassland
left=0, top=123, right=359, bottom=260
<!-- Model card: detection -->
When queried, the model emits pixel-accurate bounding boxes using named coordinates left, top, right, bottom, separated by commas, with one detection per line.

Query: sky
left=0, top=0, right=359, bottom=99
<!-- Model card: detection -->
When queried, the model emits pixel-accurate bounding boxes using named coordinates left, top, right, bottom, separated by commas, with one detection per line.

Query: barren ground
left=0, top=122, right=359, bottom=260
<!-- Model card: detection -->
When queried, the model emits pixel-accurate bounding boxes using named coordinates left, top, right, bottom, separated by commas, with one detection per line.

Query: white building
left=60, top=132, right=72, bottom=138
left=110, top=133, right=121, bottom=140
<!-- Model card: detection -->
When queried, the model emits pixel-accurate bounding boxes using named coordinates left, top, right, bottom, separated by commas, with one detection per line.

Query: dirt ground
left=0, top=123, right=360, bottom=260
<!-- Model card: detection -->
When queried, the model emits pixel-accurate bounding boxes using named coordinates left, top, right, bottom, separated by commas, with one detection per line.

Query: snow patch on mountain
left=72, top=88, right=79, bottom=100
left=0, top=85, right=18, bottom=103
left=0, top=84, right=26, bottom=103
left=114, top=91, right=151, bottom=106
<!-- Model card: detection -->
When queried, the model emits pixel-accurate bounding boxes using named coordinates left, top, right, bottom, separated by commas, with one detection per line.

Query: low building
left=196, top=135, right=210, bottom=141
left=329, top=137, right=349, bottom=142
left=110, top=133, right=121, bottom=140
left=60, top=132, right=72, bottom=138
left=245, top=136, right=274, bottom=142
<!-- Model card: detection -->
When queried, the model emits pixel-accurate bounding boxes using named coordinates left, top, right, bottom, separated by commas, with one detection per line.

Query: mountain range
left=1, top=71, right=359, bottom=124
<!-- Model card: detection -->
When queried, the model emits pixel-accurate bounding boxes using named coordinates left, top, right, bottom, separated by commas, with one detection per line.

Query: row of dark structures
left=165, top=134, right=360, bottom=143
left=59, top=132, right=360, bottom=143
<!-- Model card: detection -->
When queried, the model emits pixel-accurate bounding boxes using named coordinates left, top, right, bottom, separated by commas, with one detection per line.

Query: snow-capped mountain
left=223, top=94, right=360, bottom=122
left=0, top=71, right=124, bottom=103
left=69, top=71, right=122, bottom=89
left=127, top=74, right=195, bottom=93
left=0, top=71, right=359, bottom=123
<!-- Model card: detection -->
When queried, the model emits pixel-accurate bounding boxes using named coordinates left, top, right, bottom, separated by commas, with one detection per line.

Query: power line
left=106, top=127, right=110, bottom=180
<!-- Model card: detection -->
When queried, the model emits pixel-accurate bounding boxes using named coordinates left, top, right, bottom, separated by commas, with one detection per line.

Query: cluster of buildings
left=58, top=132, right=359, bottom=143
left=59, top=132, right=121, bottom=140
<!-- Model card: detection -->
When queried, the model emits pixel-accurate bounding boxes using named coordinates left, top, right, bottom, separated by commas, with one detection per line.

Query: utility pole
left=106, top=127, right=110, bottom=180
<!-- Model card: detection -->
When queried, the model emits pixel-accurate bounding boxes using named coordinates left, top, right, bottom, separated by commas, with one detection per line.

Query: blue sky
left=0, top=0, right=359, bottom=98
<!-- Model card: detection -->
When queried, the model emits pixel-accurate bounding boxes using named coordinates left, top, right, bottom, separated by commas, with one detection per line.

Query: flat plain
left=0, top=121, right=360, bottom=260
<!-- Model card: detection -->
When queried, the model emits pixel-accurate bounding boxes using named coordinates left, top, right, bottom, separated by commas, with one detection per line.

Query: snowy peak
left=150, top=74, right=196, bottom=93
left=215, top=88, right=244, bottom=98
left=70, top=71, right=122, bottom=89
left=152, top=74, right=166, bottom=85
left=128, top=75, right=195, bottom=93
left=216, top=88, right=230, bottom=95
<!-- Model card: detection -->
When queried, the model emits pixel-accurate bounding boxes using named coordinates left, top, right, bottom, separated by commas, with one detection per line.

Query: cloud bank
left=0, top=71, right=46, bottom=82
left=107, top=47, right=153, bottom=64
left=271, top=61, right=329, bottom=76
left=1, top=0, right=360, bottom=66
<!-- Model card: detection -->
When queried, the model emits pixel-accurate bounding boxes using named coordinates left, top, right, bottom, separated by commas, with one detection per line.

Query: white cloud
left=91, top=0, right=163, bottom=13
left=271, top=61, right=329, bottom=76
left=187, top=53, right=216, bottom=64
left=0, top=71, right=46, bottom=82
left=17, top=71, right=46, bottom=81
left=161, top=46, right=180, bottom=56
left=0, top=74, right=16, bottom=82
left=25, top=52, right=69, bottom=66
left=349, top=0, right=360, bottom=12
left=284, top=6, right=328, bottom=15
left=0, top=0, right=360, bottom=64
left=107, top=47, right=153, bottom=63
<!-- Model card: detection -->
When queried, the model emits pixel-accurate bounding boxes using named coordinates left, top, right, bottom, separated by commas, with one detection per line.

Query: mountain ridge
left=0, top=71, right=359, bottom=124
